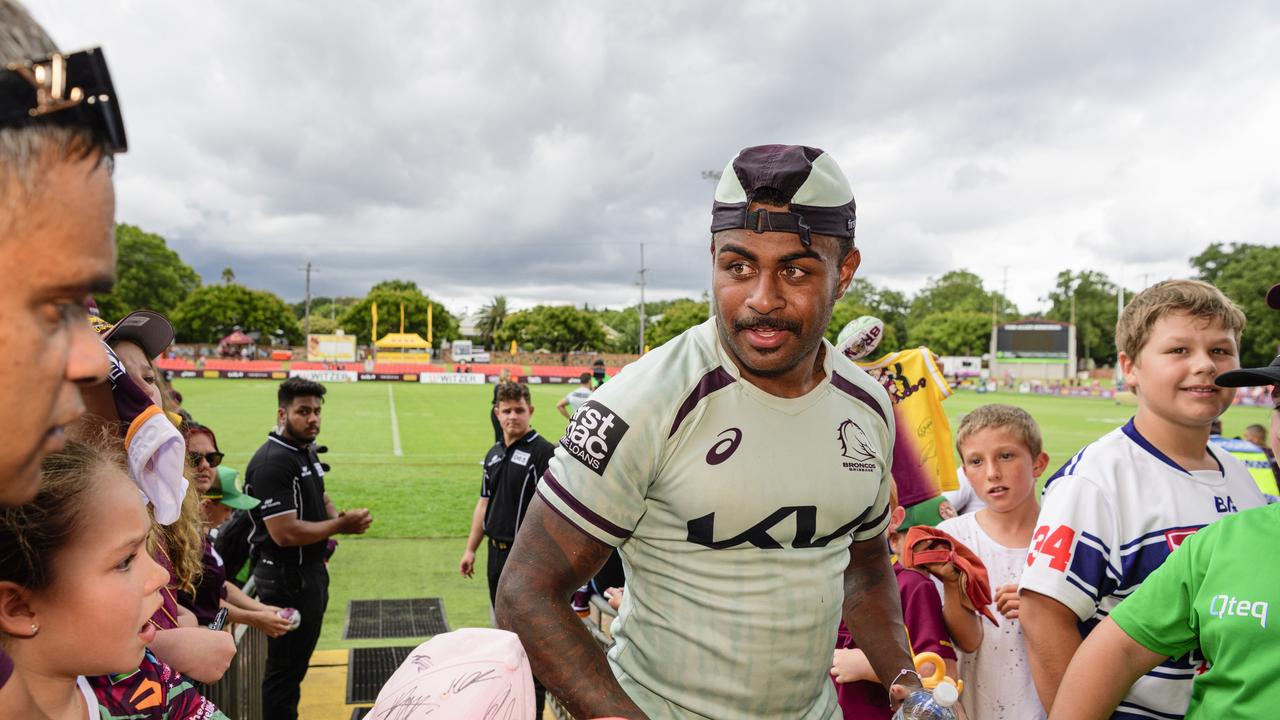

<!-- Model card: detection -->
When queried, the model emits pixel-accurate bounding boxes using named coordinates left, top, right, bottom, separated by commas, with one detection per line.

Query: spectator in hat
left=178, top=466, right=292, bottom=637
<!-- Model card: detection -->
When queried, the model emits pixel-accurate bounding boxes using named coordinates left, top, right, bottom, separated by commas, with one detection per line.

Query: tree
left=339, top=280, right=459, bottom=347
left=648, top=299, right=710, bottom=348
left=597, top=307, right=640, bottom=353
left=495, top=305, right=604, bottom=352
left=1192, top=243, right=1280, bottom=366
left=1041, top=270, right=1126, bottom=366
left=92, top=224, right=201, bottom=321
left=909, top=270, right=1017, bottom=322
left=220, top=267, right=236, bottom=285
left=906, top=310, right=994, bottom=356
left=475, top=296, right=509, bottom=346
left=169, top=284, right=302, bottom=344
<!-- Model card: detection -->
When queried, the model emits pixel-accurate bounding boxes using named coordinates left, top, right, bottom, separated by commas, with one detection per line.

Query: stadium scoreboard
left=994, top=321, right=1071, bottom=360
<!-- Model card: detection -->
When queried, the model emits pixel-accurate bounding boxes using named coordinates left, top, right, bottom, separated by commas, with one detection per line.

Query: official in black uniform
left=245, top=377, right=372, bottom=720
left=460, top=381, right=554, bottom=714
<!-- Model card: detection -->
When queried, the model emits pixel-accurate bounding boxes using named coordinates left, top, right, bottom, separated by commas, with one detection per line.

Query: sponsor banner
left=358, top=373, right=421, bottom=382
left=307, top=333, right=357, bottom=362
left=289, top=369, right=359, bottom=383
left=173, top=370, right=287, bottom=380
left=419, top=372, right=486, bottom=385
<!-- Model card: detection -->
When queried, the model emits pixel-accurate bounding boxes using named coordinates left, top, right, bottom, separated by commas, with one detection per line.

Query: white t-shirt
left=76, top=676, right=99, bottom=719
left=1020, top=420, right=1266, bottom=719
left=936, top=512, right=1045, bottom=720
left=561, top=385, right=593, bottom=412
left=540, top=319, right=895, bottom=720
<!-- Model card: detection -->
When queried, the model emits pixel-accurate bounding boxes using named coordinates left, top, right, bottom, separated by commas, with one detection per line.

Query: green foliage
left=339, top=280, right=459, bottom=347
left=648, top=299, right=710, bottom=347
left=1192, top=243, right=1280, bottom=366
left=92, top=224, right=201, bottom=321
left=495, top=304, right=605, bottom=352
left=1041, top=270, right=1126, bottom=366
left=909, top=270, right=1017, bottom=322
left=474, top=296, right=508, bottom=345
left=598, top=307, right=640, bottom=353
left=169, top=284, right=302, bottom=344
left=907, top=309, right=993, bottom=355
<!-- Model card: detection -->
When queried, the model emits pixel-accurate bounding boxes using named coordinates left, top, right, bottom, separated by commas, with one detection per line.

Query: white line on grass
left=387, top=384, right=403, bottom=457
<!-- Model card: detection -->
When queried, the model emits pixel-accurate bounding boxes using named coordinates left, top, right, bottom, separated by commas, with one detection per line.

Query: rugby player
left=496, top=144, right=921, bottom=719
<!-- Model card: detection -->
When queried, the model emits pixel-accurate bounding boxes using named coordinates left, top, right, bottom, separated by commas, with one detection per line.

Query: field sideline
left=173, top=378, right=1273, bottom=649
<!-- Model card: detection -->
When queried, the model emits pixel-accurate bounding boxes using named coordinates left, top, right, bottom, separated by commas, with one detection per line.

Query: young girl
left=934, top=405, right=1050, bottom=720
left=0, top=439, right=227, bottom=719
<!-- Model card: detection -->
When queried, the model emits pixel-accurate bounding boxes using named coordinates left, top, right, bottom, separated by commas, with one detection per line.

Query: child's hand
left=938, top=500, right=958, bottom=520
left=830, top=648, right=875, bottom=684
left=995, top=583, right=1020, bottom=619
left=923, top=560, right=963, bottom=585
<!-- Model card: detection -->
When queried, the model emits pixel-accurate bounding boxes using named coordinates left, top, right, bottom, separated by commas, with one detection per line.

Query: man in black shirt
left=245, top=377, right=372, bottom=720
left=460, top=381, right=554, bottom=714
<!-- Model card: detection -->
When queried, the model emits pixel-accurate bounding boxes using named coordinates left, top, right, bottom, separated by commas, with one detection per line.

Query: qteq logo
left=561, top=400, right=630, bottom=476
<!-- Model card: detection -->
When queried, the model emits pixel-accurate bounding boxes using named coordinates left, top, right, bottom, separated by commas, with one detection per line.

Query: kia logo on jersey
left=560, top=400, right=630, bottom=476
left=706, top=428, right=743, bottom=465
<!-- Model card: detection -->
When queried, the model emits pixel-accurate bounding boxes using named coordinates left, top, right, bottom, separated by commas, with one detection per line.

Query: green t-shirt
left=1111, top=502, right=1280, bottom=718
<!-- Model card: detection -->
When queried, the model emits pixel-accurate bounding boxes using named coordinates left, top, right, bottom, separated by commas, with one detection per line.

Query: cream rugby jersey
left=539, top=318, right=895, bottom=719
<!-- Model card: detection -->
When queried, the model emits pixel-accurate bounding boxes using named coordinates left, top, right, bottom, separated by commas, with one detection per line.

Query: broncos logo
left=837, top=419, right=877, bottom=462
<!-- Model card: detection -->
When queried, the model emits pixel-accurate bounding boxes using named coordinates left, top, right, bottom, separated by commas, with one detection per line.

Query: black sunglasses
left=188, top=451, right=225, bottom=468
left=0, top=47, right=127, bottom=153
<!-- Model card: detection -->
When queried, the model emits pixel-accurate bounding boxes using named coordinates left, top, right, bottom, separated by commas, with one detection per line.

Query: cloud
left=34, top=0, right=1280, bottom=316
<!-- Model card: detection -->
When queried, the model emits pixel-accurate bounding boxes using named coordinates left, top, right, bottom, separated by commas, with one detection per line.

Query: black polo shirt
left=245, top=431, right=329, bottom=566
left=481, top=430, right=555, bottom=544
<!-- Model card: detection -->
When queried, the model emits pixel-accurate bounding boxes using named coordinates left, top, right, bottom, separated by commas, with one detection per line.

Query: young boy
left=1018, top=280, right=1266, bottom=719
left=936, top=404, right=1051, bottom=720
left=830, top=481, right=960, bottom=719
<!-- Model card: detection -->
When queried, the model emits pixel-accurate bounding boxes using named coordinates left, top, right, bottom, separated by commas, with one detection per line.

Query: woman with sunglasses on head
left=0, top=437, right=227, bottom=719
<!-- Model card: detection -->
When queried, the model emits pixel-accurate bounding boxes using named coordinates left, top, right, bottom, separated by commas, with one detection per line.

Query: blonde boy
left=1019, top=280, right=1265, bottom=719
left=936, top=405, right=1050, bottom=720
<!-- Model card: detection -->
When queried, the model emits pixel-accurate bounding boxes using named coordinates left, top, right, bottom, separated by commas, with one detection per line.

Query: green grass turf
left=172, top=378, right=1273, bottom=650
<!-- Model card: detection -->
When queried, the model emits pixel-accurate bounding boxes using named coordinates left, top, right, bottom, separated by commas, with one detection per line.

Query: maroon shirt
left=149, top=545, right=182, bottom=630
left=176, top=537, right=227, bottom=626
left=833, top=563, right=956, bottom=720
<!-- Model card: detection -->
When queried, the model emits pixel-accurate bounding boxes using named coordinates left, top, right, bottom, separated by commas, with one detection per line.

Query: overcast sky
left=35, top=1, right=1280, bottom=318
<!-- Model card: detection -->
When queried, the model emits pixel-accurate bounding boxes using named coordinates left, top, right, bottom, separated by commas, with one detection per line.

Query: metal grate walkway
left=343, top=597, right=451, bottom=640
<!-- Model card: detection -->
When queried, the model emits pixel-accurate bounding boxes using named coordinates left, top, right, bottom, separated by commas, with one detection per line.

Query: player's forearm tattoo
left=842, top=535, right=919, bottom=692
left=495, top=499, right=649, bottom=719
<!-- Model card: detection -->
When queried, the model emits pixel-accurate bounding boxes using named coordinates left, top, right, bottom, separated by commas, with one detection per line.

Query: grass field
left=173, top=378, right=1273, bottom=651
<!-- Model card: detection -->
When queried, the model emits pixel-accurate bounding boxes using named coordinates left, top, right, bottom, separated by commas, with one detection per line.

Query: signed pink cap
left=366, top=628, right=535, bottom=719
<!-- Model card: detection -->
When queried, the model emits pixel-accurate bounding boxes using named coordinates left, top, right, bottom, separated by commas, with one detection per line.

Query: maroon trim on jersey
left=831, top=371, right=887, bottom=426
left=540, top=469, right=631, bottom=540
left=669, top=367, right=737, bottom=438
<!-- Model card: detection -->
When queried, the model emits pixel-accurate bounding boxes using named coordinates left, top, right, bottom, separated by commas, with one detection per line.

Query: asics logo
left=706, top=428, right=743, bottom=465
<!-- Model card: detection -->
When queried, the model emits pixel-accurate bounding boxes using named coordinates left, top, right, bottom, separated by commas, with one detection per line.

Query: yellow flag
left=427, top=303, right=434, bottom=344
left=399, top=303, right=406, bottom=334
left=371, top=302, right=378, bottom=344
left=510, top=339, right=517, bottom=355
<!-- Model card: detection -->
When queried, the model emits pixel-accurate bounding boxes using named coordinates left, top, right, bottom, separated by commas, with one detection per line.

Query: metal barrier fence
left=548, top=595, right=618, bottom=720
left=197, top=578, right=267, bottom=720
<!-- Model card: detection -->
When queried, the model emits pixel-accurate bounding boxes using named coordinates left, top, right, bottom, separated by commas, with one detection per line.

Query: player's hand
left=252, top=609, right=292, bottom=638
left=605, top=586, right=624, bottom=611
left=830, top=648, right=875, bottom=684
left=938, top=500, right=958, bottom=520
left=995, top=583, right=1020, bottom=619
left=459, top=550, right=476, bottom=578
left=340, top=508, right=373, bottom=534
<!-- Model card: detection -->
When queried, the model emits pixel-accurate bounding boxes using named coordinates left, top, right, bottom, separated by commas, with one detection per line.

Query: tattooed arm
left=495, top=496, right=648, bottom=719
left=842, top=533, right=923, bottom=703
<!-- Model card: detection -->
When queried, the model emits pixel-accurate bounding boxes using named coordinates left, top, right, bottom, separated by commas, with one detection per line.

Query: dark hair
left=579, top=372, right=592, bottom=384
left=494, top=382, right=531, bottom=405
left=182, top=423, right=219, bottom=452
left=278, top=377, right=326, bottom=408
left=0, top=437, right=124, bottom=590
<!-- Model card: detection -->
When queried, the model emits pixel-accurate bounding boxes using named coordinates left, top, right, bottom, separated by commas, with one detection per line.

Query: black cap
left=1216, top=355, right=1280, bottom=388
left=1267, top=283, right=1280, bottom=310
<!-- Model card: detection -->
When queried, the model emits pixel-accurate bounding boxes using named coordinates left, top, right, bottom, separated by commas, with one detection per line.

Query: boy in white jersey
left=496, top=145, right=923, bottom=720
left=935, top=404, right=1050, bottom=720
left=1019, top=280, right=1265, bottom=720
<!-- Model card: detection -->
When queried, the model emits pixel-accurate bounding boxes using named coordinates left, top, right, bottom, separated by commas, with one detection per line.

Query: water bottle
left=892, top=680, right=959, bottom=720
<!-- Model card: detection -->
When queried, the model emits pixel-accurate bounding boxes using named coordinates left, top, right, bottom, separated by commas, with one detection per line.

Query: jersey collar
left=1121, top=418, right=1224, bottom=476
